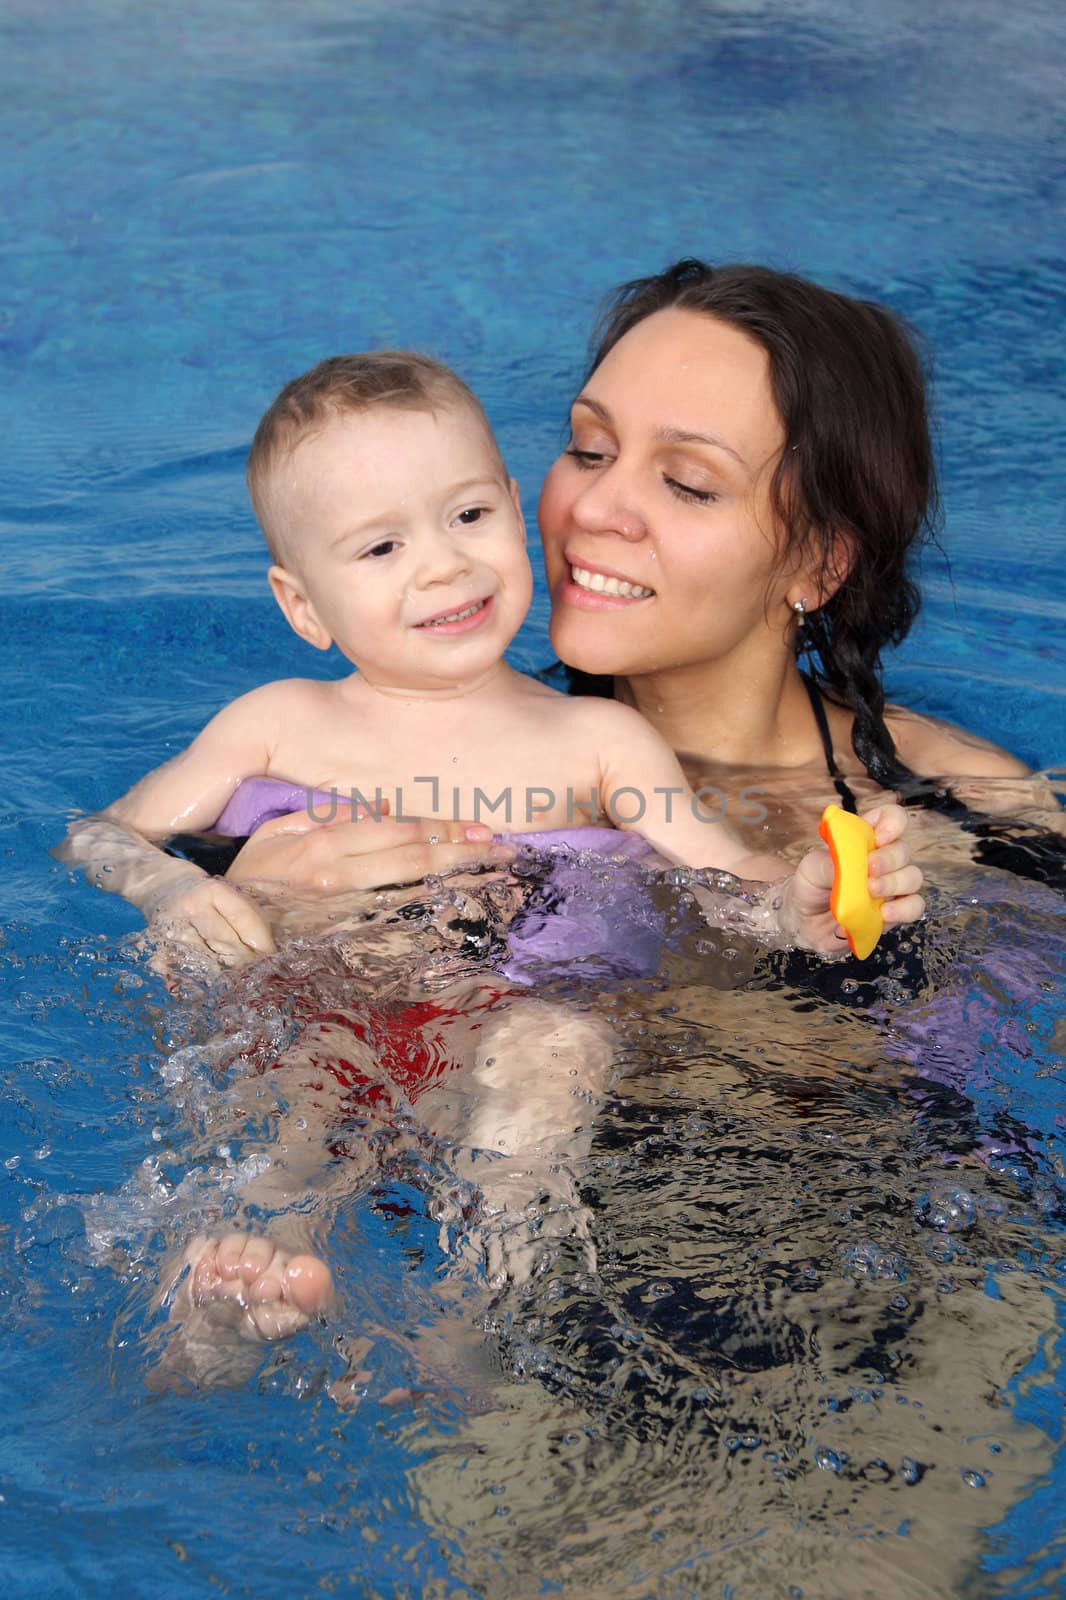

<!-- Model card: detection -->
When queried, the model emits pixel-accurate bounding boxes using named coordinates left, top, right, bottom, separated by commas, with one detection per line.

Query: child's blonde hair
left=247, top=351, right=503, bottom=562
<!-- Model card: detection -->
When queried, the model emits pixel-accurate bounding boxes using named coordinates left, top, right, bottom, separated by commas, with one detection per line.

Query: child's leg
left=154, top=1014, right=382, bottom=1385
left=154, top=988, right=616, bottom=1384
left=418, top=995, right=617, bottom=1286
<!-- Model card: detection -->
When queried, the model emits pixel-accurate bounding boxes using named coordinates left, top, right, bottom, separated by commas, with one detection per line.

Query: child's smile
left=412, top=595, right=496, bottom=633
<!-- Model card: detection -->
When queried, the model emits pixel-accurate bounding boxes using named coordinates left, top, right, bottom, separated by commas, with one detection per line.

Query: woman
left=138, top=264, right=1057, bottom=1572
left=225, top=258, right=1033, bottom=920
left=70, top=262, right=1056, bottom=1408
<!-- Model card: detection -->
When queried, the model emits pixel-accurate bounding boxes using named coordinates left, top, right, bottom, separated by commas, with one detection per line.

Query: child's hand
left=146, top=867, right=276, bottom=968
left=779, top=803, right=925, bottom=956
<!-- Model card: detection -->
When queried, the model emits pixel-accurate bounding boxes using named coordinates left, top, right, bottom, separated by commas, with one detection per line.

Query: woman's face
left=539, top=307, right=799, bottom=682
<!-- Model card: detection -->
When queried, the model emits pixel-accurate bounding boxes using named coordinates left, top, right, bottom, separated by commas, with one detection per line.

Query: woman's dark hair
left=579, top=258, right=940, bottom=790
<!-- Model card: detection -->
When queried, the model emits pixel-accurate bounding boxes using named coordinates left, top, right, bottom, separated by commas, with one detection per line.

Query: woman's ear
left=822, top=531, right=854, bottom=601
left=268, top=565, right=334, bottom=651
left=791, top=530, right=854, bottom=612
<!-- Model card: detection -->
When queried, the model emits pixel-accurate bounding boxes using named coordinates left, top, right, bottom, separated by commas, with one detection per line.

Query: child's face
left=267, top=405, right=533, bottom=692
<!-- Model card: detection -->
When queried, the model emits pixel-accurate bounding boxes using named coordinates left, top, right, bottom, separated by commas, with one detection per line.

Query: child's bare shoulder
left=200, top=677, right=343, bottom=743
left=563, top=694, right=665, bottom=744
left=224, top=675, right=341, bottom=714
left=515, top=682, right=642, bottom=731
left=504, top=671, right=601, bottom=720
left=508, top=670, right=571, bottom=704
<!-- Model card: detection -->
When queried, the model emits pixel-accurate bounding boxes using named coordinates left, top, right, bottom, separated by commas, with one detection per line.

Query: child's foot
left=181, top=1232, right=334, bottom=1340
left=154, top=1232, right=334, bottom=1389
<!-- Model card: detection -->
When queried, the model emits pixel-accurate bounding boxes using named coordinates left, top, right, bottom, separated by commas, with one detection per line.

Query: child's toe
left=285, top=1254, right=333, bottom=1313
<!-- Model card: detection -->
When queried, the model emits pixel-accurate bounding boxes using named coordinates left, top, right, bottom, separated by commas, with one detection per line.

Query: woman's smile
left=566, top=559, right=656, bottom=602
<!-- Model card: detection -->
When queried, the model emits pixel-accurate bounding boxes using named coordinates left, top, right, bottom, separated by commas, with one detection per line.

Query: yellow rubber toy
left=818, top=803, right=884, bottom=960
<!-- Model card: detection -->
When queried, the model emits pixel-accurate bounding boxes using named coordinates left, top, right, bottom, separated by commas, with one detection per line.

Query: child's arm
left=57, top=811, right=276, bottom=963
left=590, top=700, right=791, bottom=875
left=56, top=686, right=287, bottom=962
left=591, top=702, right=924, bottom=955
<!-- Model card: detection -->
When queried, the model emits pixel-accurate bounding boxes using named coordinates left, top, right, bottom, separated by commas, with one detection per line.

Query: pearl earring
left=792, top=597, right=808, bottom=626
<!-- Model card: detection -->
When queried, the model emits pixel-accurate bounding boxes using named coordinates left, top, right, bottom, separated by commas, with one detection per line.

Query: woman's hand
left=226, top=801, right=514, bottom=895
left=779, top=802, right=925, bottom=955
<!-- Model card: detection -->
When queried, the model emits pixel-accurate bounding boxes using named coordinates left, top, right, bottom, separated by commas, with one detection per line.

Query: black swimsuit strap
left=800, top=671, right=859, bottom=814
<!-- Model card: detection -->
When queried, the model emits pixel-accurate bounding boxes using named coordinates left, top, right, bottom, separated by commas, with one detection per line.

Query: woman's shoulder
left=884, top=702, right=1031, bottom=778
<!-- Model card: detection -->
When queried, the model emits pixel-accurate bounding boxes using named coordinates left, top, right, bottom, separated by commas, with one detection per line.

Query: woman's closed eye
left=664, top=475, right=718, bottom=505
left=568, top=446, right=717, bottom=505
left=567, top=441, right=719, bottom=503
left=565, top=447, right=609, bottom=468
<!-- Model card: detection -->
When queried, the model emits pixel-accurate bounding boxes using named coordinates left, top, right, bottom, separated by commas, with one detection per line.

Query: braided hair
left=582, top=259, right=940, bottom=790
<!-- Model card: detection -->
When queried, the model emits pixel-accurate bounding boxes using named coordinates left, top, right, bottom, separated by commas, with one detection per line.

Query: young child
left=59, top=353, right=924, bottom=1378
left=61, top=351, right=923, bottom=961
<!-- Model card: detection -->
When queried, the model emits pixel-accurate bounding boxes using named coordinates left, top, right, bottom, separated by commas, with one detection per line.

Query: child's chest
left=268, top=709, right=607, bottom=831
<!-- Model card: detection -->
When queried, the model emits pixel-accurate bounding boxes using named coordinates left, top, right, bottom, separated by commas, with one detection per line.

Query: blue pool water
left=2, top=0, right=1065, bottom=1595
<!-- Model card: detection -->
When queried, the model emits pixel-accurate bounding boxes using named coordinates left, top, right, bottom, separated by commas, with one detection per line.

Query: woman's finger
left=250, top=809, right=491, bottom=847
left=211, top=890, right=277, bottom=956
left=227, top=810, right=504, bottom=887
left=250, top=802, right=381, bottom=841
left=194, top=903, right=266, bottom=966
left=148, top=888, right=267, bottom=967
left=311, top=837, right=514, bottom=891
left=230, top=828, right=513, bottom=893
left=148, top=916, right=228, bottom=979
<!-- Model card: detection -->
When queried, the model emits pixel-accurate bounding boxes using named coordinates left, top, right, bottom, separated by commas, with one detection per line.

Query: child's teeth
left=432, top=601, right=481, bottom=624
left=571, top=565, right=653, bottom=598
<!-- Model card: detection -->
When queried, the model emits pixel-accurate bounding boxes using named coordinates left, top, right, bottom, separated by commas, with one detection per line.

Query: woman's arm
left=887, top=704, right=1062, bottom=822
left=56, top=811, right=278, bottom=964
left=56, top=713, right=275, bottom=959
left=888, top=705, right=1030, bottom=780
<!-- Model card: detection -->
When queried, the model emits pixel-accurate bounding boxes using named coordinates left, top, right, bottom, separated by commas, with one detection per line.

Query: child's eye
left=664, top=475, right=717, bottom=505
left=362, top=538, right=400, bottom=559
left=455, top=506, right=488, bottom=526
left=565, top=447, right=608, bottom=469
